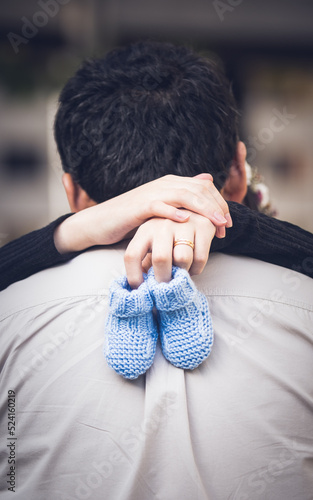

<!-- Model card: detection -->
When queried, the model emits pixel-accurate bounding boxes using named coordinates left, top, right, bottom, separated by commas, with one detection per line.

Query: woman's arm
left=0, top=214, right=76, bottom=292
left=1, top=201, right=312, bottom=292
left=0, top=175, right=230, bottom=291
left=53, top=174, right=230, bottom=253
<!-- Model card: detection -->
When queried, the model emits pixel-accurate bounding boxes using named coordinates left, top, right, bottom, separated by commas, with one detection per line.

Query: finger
left=145, top=176, right=231, bottom=228
left=172, top=245, right=194, bottom=272
left=171, top=178, right=230, bottom=227
left=192, top=178, right=232, bottom=226
left=147, top=200, right=191, bottom=222
left=190, top=192, right=229, bottom=227
left=206, top=182, right=232, bottom=227
left=124, top=232, right=152, bottom=289
left=172, top=233, right=195, bottom=272
left=141, top=253, right=152, bottom=274
left=215, top=225, right=226, bottom=239
left=182, top=176, right=232, bottom=227
left=189, top=222, right=215, bottom=276
left=151, top=226, right=174, bottom=283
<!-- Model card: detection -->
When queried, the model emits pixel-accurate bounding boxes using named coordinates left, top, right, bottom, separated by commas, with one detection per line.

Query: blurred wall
left=1, top=0, right=313, bottom=247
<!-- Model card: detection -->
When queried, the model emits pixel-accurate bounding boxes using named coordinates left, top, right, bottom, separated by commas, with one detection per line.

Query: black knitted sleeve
left=211, top=202, right=313, bottom=277
left=0, top=214, right=80, bottom=291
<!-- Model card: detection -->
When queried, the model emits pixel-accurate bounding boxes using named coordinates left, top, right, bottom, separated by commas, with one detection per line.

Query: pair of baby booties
left=104, top=266, right=214, bottom=379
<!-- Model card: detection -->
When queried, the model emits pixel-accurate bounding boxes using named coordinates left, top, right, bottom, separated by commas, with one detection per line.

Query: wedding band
left=173, top=239, right=195, bottom=250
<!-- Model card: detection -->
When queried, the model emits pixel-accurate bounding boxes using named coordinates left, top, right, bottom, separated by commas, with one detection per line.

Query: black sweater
left=1, top=201, right=313, bottom=292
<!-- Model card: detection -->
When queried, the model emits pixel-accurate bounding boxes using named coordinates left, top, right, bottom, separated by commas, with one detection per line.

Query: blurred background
left=1, top=0, right=313, bottom=247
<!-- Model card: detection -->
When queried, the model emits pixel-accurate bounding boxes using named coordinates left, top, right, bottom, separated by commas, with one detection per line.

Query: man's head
left=54, top=41, right=247, bottom=211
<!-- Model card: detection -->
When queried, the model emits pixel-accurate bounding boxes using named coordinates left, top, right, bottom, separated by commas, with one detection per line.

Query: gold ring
left=173, top=239, right=195, bottom=250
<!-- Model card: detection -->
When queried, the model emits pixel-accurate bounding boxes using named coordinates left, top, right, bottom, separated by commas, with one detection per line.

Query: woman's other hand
left=124, top=211, right=216, bottom=288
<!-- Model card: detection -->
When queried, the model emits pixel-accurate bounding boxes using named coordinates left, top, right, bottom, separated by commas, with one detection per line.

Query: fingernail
left=225, top=213, right=233, bottom=227
left=176, top=210, right=189, bottom=220
left=213, top=212, right=227, bottom=224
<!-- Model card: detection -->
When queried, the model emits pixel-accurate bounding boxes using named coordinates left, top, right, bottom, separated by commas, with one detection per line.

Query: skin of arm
left=53, top=174, right=232, bottom=254
left=1, top=198, right=313, bottom=292
left=0, top=174, right=231, bottom=292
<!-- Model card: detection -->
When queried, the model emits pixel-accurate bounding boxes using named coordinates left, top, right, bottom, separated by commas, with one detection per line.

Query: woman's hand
left=124, top=211, right=216, bottom=288
left=54, top=174, right=231, bottom=253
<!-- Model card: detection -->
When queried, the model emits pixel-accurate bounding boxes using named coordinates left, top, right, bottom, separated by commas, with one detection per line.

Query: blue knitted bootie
left=104, top=275, right=158, bottom=379
left=147, top=266, right=214, bottom=370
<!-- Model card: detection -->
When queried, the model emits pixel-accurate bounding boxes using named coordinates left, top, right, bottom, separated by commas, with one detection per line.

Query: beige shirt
left=0, top=245, right=312, bottom=500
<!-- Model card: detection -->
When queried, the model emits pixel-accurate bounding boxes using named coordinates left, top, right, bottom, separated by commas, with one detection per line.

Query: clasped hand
left=54, top=174, right=231, bottom=288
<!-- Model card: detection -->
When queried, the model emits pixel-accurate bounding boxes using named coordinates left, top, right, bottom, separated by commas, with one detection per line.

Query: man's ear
left=62, top=173, right=97, bottom=212
left=221, top=141, right=247, bottom=203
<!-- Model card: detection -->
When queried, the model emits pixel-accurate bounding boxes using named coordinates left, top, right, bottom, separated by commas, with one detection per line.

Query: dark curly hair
left=54, top=41, right=239, bottom=203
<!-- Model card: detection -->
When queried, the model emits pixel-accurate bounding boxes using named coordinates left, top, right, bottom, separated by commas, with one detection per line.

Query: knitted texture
left=104, top=275, right=158, bottom=379
left=147, top=266, right=214, bottom=370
